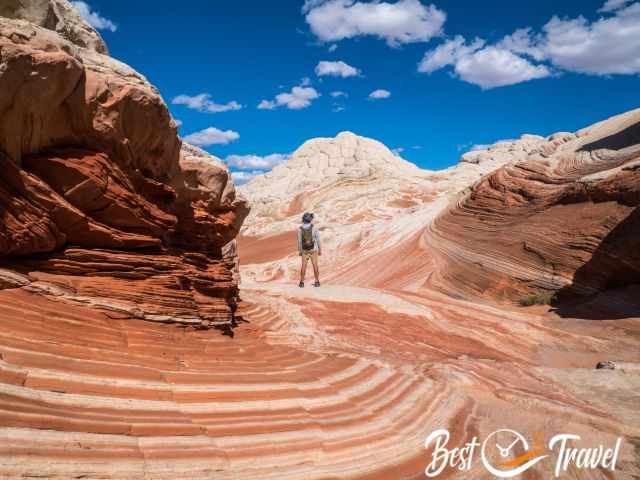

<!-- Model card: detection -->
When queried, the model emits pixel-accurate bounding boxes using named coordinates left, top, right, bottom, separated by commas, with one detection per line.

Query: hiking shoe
left=299, top=281, right=304, bottom=288
left=314, top=281, right=320, bottom=287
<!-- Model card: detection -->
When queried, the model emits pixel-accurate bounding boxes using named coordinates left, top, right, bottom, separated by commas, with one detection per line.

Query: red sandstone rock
left=0, top=3, right=249, bottom=326
left=426, top=109, right=640, bottom=301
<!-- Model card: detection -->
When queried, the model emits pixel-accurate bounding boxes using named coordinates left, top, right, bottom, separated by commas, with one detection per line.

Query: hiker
left=298, top=212, right=321, bottom=288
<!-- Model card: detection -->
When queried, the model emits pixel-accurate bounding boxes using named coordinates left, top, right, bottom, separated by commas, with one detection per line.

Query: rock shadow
left=551, top=207, right=640, bottom=320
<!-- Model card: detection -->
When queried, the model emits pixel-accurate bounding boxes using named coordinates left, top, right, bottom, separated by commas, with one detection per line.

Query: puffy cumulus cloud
left=257, top=100, right=276, bottom=110
left=598, top=0, right=633, bottom=12
left=304, top=0, right=446, bottom=47
left=226, top=153, right=291, bottom=184
left=71, top=1, right=117, bottom=31
left=226, top=153, right=289, bottom=170
left=172, top=94, right=242, bottom=113
left=497, top=28, right=545, bottom=61
left=418, top=35, right=485, bottom=73
left=258, top=83, right=321, bottom=110
left=368, top=89, right=391, bottom=99
left=183, top=127, right=239, bottom=146
left=231, top=170, right=263, bottom=185
left=540, top=3, right=640, bottom=75
left=315, top=60, right=360, bottom=77
left=419, top=2, right=640, bottom=88
left=419, top=36, right=549, bottom=89
left=455, top=47, right=551, bottom=89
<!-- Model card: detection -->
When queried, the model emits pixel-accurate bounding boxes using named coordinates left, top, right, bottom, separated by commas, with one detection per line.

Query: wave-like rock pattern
left=1, top=282, right=638, bottom=479
left=426, top=109, right=640, bottom=300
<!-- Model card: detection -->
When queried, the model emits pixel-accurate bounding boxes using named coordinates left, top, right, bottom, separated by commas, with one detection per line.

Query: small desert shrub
left=519, top=291, right=556, bottom=307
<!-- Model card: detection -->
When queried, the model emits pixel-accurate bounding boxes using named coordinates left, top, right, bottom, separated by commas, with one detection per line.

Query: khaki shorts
left=301, top=249, right=316, bottom=261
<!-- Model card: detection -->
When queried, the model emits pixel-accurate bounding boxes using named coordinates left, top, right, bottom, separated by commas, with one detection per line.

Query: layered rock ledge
left=0, top=2, right=248, bottom=327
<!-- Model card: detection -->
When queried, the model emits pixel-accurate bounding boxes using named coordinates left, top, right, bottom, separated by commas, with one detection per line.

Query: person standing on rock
left=298, top=212, right=321, bottom=288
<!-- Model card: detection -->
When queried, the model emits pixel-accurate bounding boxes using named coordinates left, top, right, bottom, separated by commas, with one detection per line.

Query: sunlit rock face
left=0, top=1, right=249, bottom=326
left=240, top=111, right=640, bottom=306
left=427, top=109, right=640, bottom=301
left=0, top=0, right=109, bottom=53
left=0, top=3, right=638, bottom=479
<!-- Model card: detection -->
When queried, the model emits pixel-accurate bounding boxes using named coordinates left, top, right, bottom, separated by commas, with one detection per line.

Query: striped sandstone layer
left=239, top=110, right=640, bottom=309
left=0, top=282, right=639, bottom=479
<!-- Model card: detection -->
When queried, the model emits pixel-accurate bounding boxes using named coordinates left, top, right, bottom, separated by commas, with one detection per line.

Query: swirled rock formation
left=0, top=2, right=249, bottom=326
left=239, top=130, right=551, bottom=288
left=0, top=2, right=639, bottom=479
left=426, top=109, right=640, bottom=302
left=240, top=111, right=640, bottom=310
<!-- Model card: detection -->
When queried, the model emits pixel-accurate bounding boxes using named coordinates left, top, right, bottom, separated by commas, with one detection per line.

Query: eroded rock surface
left=0, top=2, right=638, bottom=479
left=0, top=2, right=248, bottom=326
left=0, top=0, right=109, bottom=53
left=240, top=111, right=640, bottom=310
left=427, top=109, right=640, bottom=301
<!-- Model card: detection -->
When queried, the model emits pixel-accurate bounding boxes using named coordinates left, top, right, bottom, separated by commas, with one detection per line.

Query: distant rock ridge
left=459, top=130, right=582, bottom=166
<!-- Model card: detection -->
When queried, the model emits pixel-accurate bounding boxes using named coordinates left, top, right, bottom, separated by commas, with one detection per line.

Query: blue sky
left=73, top=0, right=639, bottom=181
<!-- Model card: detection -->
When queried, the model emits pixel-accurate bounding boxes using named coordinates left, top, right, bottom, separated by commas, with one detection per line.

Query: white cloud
left=172, top=94, right=242, bottom=113
left=231, top=170, right=263, bottom=185
left=368, top=89, right=391, bottom=99
left=258, top=83, right=321, bottom=110
left=332, top=104, right=346, bottom=112
left=226, top=153, right=289, bottom=170
left=497, top=28, right=545, bottom=61
left=304, top=0, right=446, bottom=47
left=540, top=4, right=640, bottom=75
left=391, top=147, right=405, bottom=156
left=328, top=44, right=338, bottom=52
left=598, top=0, right=632, bottom=12
left=183, top=127, right=240, bottom=146
left=71, top=1, right=117, bottom=32
left=470, top=143, right=491, bottom=151
left=418, top=35, right=485, bottom=73
left=300, top=76, right=312, bottom=86
left=419, top=2, right=640, bottom=88
left=330, top=90, right=348, bottom=97
left=315, top=60, right=360, bottom=77
left=419, top=36, right=550, bottom=89
left=257, top=100, right=276, bottom=110
left=174, top=119, right=183, bottom=127
left=455, top=47, right=551, bottom=89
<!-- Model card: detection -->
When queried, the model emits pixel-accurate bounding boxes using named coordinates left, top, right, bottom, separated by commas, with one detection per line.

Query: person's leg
left=300, top=253, right=309, bottom=286
left=311, top=252, right=320, bottom=284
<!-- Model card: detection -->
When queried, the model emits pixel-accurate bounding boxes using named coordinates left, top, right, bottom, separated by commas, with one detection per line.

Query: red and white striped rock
left=0, top=3, right=248, bottom=325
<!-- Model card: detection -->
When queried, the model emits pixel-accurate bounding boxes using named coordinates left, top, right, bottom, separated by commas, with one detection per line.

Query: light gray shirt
left=297, top=223, right=321, bottom=252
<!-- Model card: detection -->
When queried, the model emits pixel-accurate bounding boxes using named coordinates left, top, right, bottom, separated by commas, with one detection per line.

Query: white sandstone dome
left=243, top=131, right=423, bottom=197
